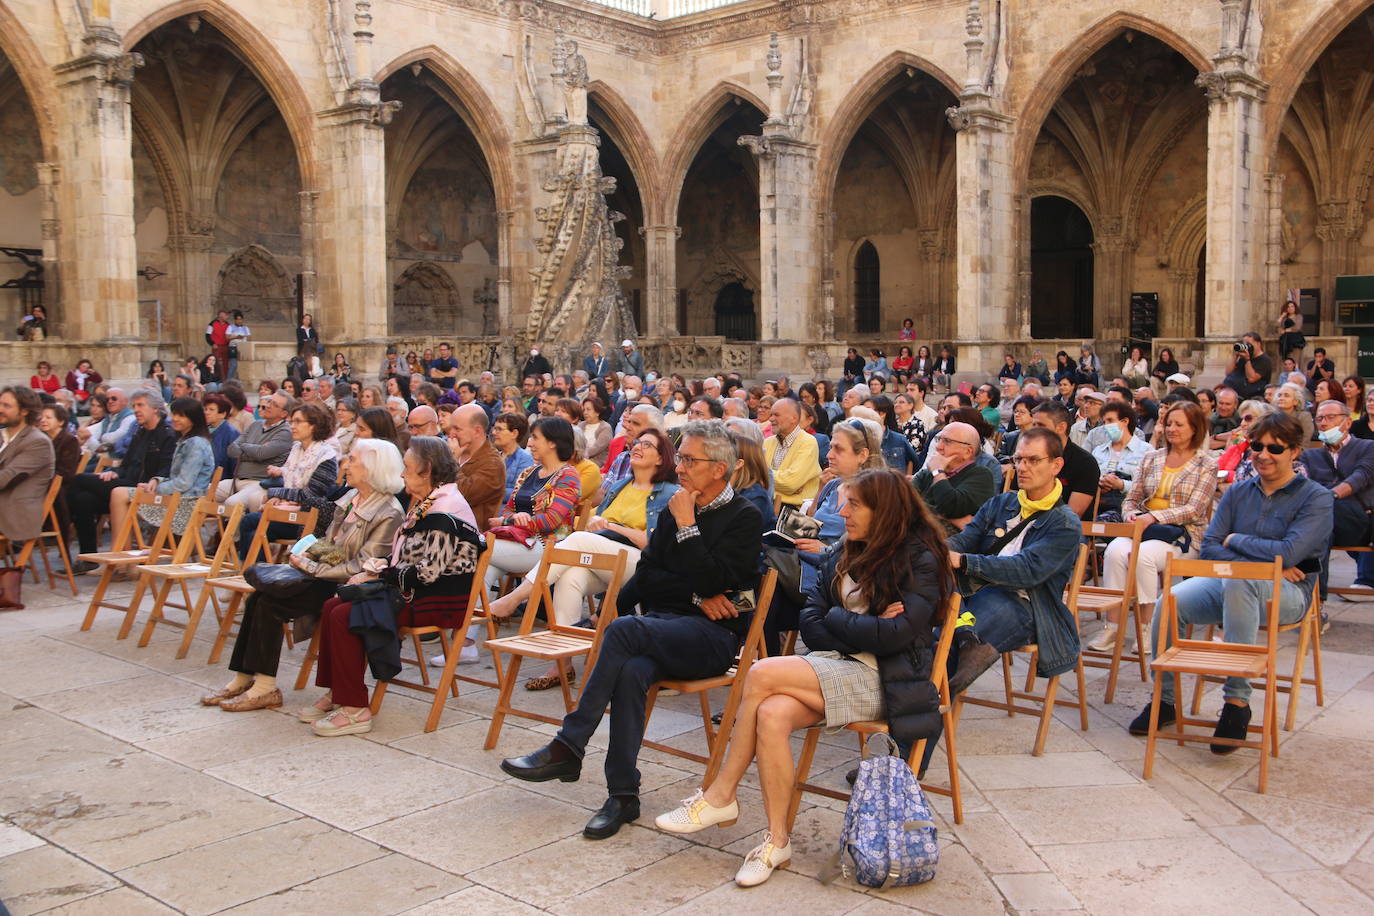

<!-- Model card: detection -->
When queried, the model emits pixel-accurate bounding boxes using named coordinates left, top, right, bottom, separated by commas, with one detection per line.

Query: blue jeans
left=555, top=614, right=738, bottom=797
left=965, top=586, right=1035, bottom=653
left=1151, top=575, right=1311, bottom=705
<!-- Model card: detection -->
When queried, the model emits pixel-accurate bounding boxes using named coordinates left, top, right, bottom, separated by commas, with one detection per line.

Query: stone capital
left=945, top=100, right=1012, bottom=133
left=1196, top=68, right=1267, bottom=104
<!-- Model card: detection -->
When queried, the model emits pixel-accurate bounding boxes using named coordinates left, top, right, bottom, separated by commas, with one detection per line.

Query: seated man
left=763, top=398, right=820, bottom=509
left=407, top=405, right=440, bottom=437
left=1028, top=401, right=1099, bottom=518
left=1129, top=412, right=1331, bottom=749
left=219, top=391, right=294, bottom=511
left=912, top=420, right=996, bottom=533
left=946, top=427, right=1083, bottom=693
left=1069, top=390, right=1106, bottom=450
left=502, top=420, right=763, bottom=839
left=1303, top=399, right=1374, bottom=590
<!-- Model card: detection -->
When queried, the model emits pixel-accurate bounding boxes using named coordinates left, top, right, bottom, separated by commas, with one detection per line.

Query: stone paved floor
left=2, top=559, right=1373, bottom=915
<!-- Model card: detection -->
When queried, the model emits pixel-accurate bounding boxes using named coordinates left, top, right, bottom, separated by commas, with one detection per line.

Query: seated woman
left=236, top=402, right=339, bottom=560
left=654, top=468, right=951, bottom=887
left=203, top=439, right=407, bottom=711
left=112, top=397, right=215, bottom=541
left=334, top=398, right=359, bottom=458
left=1275, top=382, right=1315, bottom=444
left=1092, top=400, right=1217, bottom=652
left=202, top=393, right=240, bottom=474
left=999, top=395, right=1041, bottom=461
left=302, top=438, right=480, bottom=734
left=890, top=346, right=914, bottom=385
left=488, top=426, right=679, bottom=690
left=1091, top=401, right=1150, bottom=520
left=483, top=417, right=582, bottom=601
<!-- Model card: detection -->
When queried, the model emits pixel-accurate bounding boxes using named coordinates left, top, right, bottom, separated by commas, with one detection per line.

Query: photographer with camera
left=1223, top=332, right=1273, bottom=401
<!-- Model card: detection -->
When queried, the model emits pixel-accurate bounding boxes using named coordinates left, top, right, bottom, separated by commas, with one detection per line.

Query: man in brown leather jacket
left=449, top=404, right=505, bottom=532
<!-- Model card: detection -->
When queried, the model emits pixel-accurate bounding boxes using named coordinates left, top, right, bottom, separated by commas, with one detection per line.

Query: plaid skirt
left=802, top=651, right=884, bottom=728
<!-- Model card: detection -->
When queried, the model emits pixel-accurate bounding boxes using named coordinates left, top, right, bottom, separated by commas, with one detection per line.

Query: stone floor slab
left=0, top=844, right=119, bottom=915
left=1268, top=868, right=1374, bottom=916
left=220, top=852, right=466, bottom=915
left=34, top=886, right=179, bottom=915
left=992, top=872, right=1081, bottom=911
left=957, top=751, right=1136, bottom=791
left=552, top=843, right=740, bottom=916
left=989, top=783, right=1200, bottom=847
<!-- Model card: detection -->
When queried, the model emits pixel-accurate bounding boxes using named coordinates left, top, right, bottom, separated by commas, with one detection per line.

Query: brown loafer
left=219, top=688, right=283, bottom=712
left=200, top=684, right=250, bottom=707
left=525, top=669, right=575, bottom=692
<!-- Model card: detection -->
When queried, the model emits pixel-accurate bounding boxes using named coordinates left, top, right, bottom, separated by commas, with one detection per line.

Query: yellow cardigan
left=764, top=432, right=821, bottom=506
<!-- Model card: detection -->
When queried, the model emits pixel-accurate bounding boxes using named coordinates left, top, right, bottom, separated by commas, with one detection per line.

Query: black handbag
left=244, top=563, right=318, bottom=599
left=1140, top=523, right=1190, bottom=554
left=337, top=579, right=396, bottom=603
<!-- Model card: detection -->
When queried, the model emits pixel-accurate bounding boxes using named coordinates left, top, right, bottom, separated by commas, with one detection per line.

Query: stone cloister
left=1, top=0, right=1373, bottom=383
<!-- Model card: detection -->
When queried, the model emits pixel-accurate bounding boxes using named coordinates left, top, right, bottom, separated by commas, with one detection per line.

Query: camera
left=1233, top=340, right=1253, bottom=354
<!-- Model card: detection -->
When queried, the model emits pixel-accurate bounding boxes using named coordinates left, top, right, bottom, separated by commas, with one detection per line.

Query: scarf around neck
left=1016, top=479, right=1063, bottom=519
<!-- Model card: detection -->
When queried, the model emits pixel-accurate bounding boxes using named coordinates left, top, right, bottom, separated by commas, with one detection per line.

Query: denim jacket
left=154, top=435, right=215, bottom=499
left=881, top=428, right=916, bottom=472
left=597, top=476, right=682, bottom=542
left=948, top=491, right=1083, bottom=677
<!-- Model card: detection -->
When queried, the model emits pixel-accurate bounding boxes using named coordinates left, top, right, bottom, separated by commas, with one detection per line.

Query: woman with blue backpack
left=653, top=467, right=951, bottom=887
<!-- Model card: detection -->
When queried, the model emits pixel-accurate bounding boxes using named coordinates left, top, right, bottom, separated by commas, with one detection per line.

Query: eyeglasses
left=676, top=454, right=721, bottom=468
left=935, top=434, right=978, bottom=449
left=1248, top=441, right=1288, bottom=455
left=630, top=439, right=659, bottom=452
left=1011, top=455, right=1050, bottom=467
left=1240, top=414, right=1256, bottom=423
left=407, top=422, right=431, bottom=431
left=1314, top=413, right=1346, bottom=425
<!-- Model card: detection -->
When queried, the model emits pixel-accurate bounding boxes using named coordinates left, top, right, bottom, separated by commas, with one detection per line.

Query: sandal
left=298, top=692, right=337, bottom=722
left=525, top=668, right=576, bottom=691
left=312, top=707, right=373, bottom=737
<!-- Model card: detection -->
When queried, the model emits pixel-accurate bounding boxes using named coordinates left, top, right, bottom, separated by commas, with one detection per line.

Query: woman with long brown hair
left=654, top=468, right=952, bottom=887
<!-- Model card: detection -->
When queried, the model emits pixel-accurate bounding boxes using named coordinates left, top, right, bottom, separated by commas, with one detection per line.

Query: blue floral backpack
left=825, top=734, right=939, bottom=888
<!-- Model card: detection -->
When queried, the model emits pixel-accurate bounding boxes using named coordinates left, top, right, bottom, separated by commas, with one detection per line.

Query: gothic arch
left=1160, top=194, right=1208, bottom=270
left=392, top=260, right=460, bottom=334
left=588, top=81, right=661, bottom=225
left=660, top=81, right=769, bottom=226
left=0, top=3, right=57, bottom=160
left=213, top=244, right=294, bottom=325
left=123, top=0, right=317, bottom=188
left=376, top=47, right=515, bottom=216
left=1026, top=183, right=1098, bottom=234
left=815, top=51, right=961, bottom=218
left=1265, top=0, right=1374, bottom=162
left=1012, top=12, right=1211, bottom=188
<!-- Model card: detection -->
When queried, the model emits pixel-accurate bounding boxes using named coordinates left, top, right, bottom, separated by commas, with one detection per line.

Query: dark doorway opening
left=854, top=241, right=880, bottom=334
left=714, top=282, right=756, bottom=340
left=1030, top=196, right=1094, bottom=339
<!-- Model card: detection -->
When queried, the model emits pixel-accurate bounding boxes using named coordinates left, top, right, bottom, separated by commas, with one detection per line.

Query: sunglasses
left=1248, top=441, right=1288, bottom=455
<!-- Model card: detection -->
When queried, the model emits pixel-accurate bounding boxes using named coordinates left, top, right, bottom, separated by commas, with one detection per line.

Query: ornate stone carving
left=807, top=345, right=831, bottom=380
left=102, top=52, right=145, bottom=87
left=945, top=106, right=972, bottom=132
left=371, top=99, right=403, bottom=125
left=551, top=28, right=589, bottom=125
left=737, top=135, right=773, bottom=158
left=1195, top=70, right=1228, bottom=102
left=215, top=245, right=296, bottom=325
left=393, top=261, right=460, bottom=333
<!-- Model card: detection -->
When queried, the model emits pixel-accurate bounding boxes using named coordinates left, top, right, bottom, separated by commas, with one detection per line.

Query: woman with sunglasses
left=1091, top=400, right=1217, bottom=652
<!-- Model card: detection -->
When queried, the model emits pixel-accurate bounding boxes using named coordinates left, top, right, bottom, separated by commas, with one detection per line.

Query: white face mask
left=673, top=400, right=685, bottom=412
left=530, top=349, right=540, bottom=357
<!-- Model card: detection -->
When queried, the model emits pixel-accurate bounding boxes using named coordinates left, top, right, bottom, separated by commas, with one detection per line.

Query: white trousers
left=1102, top=536, right=1193, bottom=611
left=217, top=478, right=267, bottom=512
left=485, top=538, right=547, bottom=594
left=518, top=530, right=642, bottom=626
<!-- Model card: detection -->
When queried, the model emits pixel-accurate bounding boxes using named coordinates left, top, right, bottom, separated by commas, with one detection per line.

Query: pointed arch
left=660, top=81, right=769, bottom=225
left=816, top=51, right=961, bottom=217
left=393, top=260, right=461, bottom=334
left=123, top=0, right=317, bottom=188
left=0, top=4, right=57, bottom=160
left=587, top=81, right=661, bottom=225
left=1012, top=12, right=1211, bottom=188
left=375, top=46, right=515, bottom=215
left=214, top=244, right=295, bottom=324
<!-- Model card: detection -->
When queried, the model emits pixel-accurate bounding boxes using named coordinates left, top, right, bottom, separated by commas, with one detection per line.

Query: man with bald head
left=912, top=420, right=997, bottom=533
left=449, top=403, right=505, bottom=529
left=764, top=397, right=820, bottom=508
left=407, top=405, right=440, bottom=438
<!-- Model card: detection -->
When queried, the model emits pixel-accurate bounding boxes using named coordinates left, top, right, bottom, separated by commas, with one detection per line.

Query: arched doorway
left=714, top=282, right=756, bottom=340
left=0, top=48, right=46, bottom=331
left=854, top=241, right=880, bottom=334
left=1030, top=196, right=1094, bottom=339
left=588, top=99, right=645, bottom=333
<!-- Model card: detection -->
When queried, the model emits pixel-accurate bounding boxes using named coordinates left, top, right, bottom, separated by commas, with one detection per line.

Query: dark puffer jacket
left=799, top=535, right=944, bottom=746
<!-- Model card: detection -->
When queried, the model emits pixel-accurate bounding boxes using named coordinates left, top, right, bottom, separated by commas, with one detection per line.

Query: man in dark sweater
left=912, top=420, right=996, bottom=532
left=502, top=419, right=763, bottom=840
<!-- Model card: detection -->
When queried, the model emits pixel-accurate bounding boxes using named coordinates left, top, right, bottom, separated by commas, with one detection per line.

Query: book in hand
left=762, top=505, right=824, bottom=549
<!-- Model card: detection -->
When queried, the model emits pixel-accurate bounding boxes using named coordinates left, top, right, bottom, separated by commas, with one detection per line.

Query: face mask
left=530, top=349, right=540, bottom=357
left=673, top=401, right=685, bottom=412
left=1105, top=423, right=1124, bottom=443
left=1319, top=426, right=1344, bottom=446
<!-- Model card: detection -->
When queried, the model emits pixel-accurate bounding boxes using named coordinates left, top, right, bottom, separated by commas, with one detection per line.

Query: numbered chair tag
left=288, top=512, right=299, bottom=522
left=580, top=553, right=593, bottom=566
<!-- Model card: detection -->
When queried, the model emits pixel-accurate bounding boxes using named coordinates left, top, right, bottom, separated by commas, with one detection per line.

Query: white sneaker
left=428, top=653, right=446, bottom=668
left=735, top=832, right=791, bottom=887
left=458, top=643, right=480, bottom=665
left=1086, top=624, right=1119, bottom=652
left=655, top=788, right=739, bottom=834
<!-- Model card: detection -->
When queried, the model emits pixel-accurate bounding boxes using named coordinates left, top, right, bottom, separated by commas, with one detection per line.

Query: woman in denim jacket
left=130, top=397, right=216, bottom=536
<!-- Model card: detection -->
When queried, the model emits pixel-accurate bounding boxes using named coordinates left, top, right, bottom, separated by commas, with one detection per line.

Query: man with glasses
left=1128, top=412, right=1331, bottom=749
left=1209, top=387, right=1241, bottom=447
left=407, top=405, right=440, bottom=438
left=912, top=421, right=996, bottom=534
left=428, top=341, right=459, bottom=390
left=218, top=392, right=294, bottom=511
left=1028, top=401, right=1100, bottom=518
left=946, top=427, right=1084, bottom=693
left=502, top=419, right=763, bottom=840
left=1303, top=399, right=1374, bottom=590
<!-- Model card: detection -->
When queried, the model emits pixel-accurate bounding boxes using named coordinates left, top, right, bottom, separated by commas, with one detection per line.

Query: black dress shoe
left=500, top=743, right=582, bottom=783
left=1128, top=701, right=1176, bottom=736
left=584, top=795, right=639, bottom=840
left=1210, top=702, right=1251, bottom=755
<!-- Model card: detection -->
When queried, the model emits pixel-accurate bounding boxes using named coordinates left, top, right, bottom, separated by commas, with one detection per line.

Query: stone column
left=1091, top=220, right=1136, bottom=343
left=640, top=224, right=681, bottom=336
left=166, top=216, right=215, bottom=346
left=35, top=162, right=60, bottom=312
left=740, top=134, right=819, bottom=347
left=496, top=208, right=514, bottom=340
left=51, top=25, right=142, bottom=344
left=1316, top=200, right=1359, bottom=332
left=315, top=93, right=393, bottom=343
left=1167, top=267, right=1199, bottom=337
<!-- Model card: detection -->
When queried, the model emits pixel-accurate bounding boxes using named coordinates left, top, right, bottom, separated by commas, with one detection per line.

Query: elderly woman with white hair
left=1275, top=383, right=1315, bottom=445
left=203, top=438, right=407, bottom=712
left=302, top=437, right=484, bottom=735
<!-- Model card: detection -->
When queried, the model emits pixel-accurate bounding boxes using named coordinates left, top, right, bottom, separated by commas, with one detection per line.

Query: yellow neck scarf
left=1017, top=480, right=1063, bottom=519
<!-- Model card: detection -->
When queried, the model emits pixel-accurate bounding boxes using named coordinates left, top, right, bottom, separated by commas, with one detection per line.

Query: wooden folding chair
left=1001, top=463, right=1015, bottom=493
left=574, top=497, right=596, bottom=532
left=368, top=534, right=501, bottom=732
left=482, top=545, right=629, bottom=749
left=77, top=490, right=182, bottom=638
left=201, top=505, right=318, bottom=665
left=640, top=570, right=780, bottom=786
left=788, top=593, right=965, bottom=828
left=1074, top=520, right=1149, bottom=703
left=1327, top=545, right=1374, bottom=597
left=0, top=476, right=77, bottom=596
left=135, top=501, right=246, bottom=657
left=1143, top=556, right=1285, bottom=793
left=957, top=545, right=1091, bottom=756
left=1187, top=582, right=1324, bottom=732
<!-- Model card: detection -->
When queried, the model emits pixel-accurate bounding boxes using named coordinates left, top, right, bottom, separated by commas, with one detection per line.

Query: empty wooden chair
left=788, top=593, right=965, bottom=827
left=368, top=534, right=501, bottom=732
left=1073, top=520, right=1148, bottom=703
left=640, top=570, right=779, bottom=786
left=483, top=546, right=629, bottom=749
left=1142, top=556, right=1285, bottom=793
left=135, top=501, right=246, bottom=657
left=77, top=489, right=182, bottom=639
left=957, top=545, right=1091, bottom=756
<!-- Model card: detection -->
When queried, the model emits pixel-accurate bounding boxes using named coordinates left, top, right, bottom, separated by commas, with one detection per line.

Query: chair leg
left=1311, top=614, right=1325, bottom=708
left=1142, top=673, right=1165, bottom=781
left=208, top=591, right=243, bottom=664
left=1284, top=615, right=1311, bottom=731
left=943, top=704, right=963, bottom=825
left=556, top=659, right=575, bottom=712
left=785, top=728, right=822, bottom=834
left=116, top=572, right=153, bottom=641
left=1032, top=675, right=1059, bottom=756
left=425, top=631, right=464, bottom=733
left=1074, top=660, right=1089, bottom=731
left=177, top=580, right=213, bottom=660
left=1104, top=615, right=1125, bottom=705
left=136, top=579, right=174, bottom=647
left=483, top=653, right=525, bottom=750
left=53, top=532, right=77, bottom=597
left=293, top=627, right=322, bottom=691
left=1023, top=648, right=1038, bottom=694
left=369, top=680, right=388, bottom=716
left=1133, top=600, right=1150, bottom=682
left=1000, top=653, right=1015, bottom=716
left=79, top=568, right=115, bottom=632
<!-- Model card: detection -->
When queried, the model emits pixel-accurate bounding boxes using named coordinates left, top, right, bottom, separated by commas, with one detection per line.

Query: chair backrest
left=574, top=498, right=596, bottom=532
left=1160, top=555, right=1284, bottom=656
left=518, top=544, right=629, bottom=637
left=125, top=488, right=183, bottom=561
left=242, top=504, right=320, bottom=566
left=40, top=475, right=63, bottom=527
left=207, top=467, right=224, bottom=497
left=1060, top=544, right=1091, bottom=634
left=93, top=454, right=112, bottom=474
left=1080, top=519, right=1144, bottom=602
left=1001, top=463, right=1015, bottom=493
left=724, top=569, right=780, bottom=682
left=204, top=502, right=247, bottom=576
left=929, top=592, right=963, bottom=699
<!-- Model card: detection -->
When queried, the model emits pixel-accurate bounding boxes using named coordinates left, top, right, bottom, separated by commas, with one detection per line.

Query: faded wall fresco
left=215, top=115, right=302, bottom=256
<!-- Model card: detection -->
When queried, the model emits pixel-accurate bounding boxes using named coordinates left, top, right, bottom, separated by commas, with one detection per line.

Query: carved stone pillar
left=739, top=133, right=819, bottom=346
left=1198, top=60, right=1268, bottom=341
left=299, top=191, right=319, bottom=319
left=640, top=224, right=681, bottom=336
left=1091, top=222, right=1136, bottom=342
left=948, top=102, right=1016, bottom=346
left=496, top=209, right=514, bottom=343
left=51, top=25, right=143, bottom=344
left=1263, top=172, right=1286, bottom=327
left=166, top=214, right=215, bottom=347
left=1316, top=199, right=1360, bottom=331
left=35, top=162, right=60, bottom=321
left=315, top=90, right=394, bottom=342
left=1167, top=267, right=1199, bottom=338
